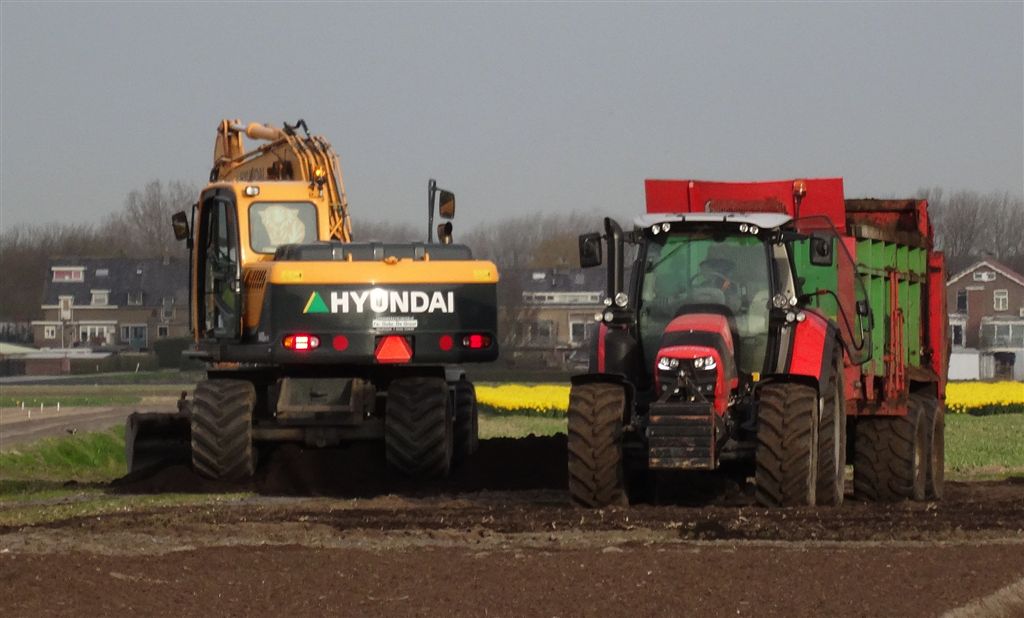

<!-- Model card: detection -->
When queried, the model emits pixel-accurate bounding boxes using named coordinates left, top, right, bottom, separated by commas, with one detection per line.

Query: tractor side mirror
left=438, top=191, right=455, bottom=219
left=171, top=211, right=190, bottom=241
left=810, top=232, right=834, bottom=266
left=579, top=232, right=603, bottom=268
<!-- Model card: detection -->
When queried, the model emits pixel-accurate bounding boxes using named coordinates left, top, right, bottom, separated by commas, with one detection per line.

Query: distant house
left=508, top=268, right=605, bottom=369
left=31, top=257, right=189, bottom=350
left=946, top=259, right=1024, bottom=380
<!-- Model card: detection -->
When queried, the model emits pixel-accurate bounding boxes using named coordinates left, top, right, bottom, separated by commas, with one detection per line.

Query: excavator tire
left=755, top=382, right=818, bottom=507
left=190, top=379, right=257, bottom=481
left=568, top=382, right=627, bottom=507
left=917, top=393, right=945, bottom=500
left=385, top=377, right=453, bottom=478
left=853, top=398, right=927, bottom=502
left=452, top=380, right=479, bottom=465
left=816, top=347, right=847, bottom=506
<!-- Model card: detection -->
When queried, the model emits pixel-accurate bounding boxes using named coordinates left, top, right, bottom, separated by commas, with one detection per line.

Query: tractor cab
left=634, top=213, right=794, bottom=410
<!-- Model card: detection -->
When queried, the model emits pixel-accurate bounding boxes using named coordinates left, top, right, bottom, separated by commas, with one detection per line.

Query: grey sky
left=2, top=2, right=1022, bottom=234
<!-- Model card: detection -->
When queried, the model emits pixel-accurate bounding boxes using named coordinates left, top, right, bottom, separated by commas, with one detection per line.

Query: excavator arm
left=211, top=119, right=352, bottom=242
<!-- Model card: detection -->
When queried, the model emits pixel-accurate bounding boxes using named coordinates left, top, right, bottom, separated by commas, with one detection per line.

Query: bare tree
left=922, top=188, right=1024, bottom=275
left=104, top=180, right=197, bottom=258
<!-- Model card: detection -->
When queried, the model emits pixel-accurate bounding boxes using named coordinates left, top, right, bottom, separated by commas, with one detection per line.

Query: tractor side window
left=249, top=202, right=318, bottom=253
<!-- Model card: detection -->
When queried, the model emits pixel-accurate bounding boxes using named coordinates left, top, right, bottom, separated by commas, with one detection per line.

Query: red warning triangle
left=374, top=335, right=412, bottom=364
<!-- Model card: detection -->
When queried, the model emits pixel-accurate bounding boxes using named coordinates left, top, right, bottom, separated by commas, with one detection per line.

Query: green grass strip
left=0, top=426, right=127, bottom=483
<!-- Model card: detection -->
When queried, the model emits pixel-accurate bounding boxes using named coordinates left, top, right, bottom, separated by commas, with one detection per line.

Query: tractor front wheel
left=755, top=382, right=818, bottom=507
left=567, top=382, right=628, bottom=507
left=816, top=347, right=847, bottom=506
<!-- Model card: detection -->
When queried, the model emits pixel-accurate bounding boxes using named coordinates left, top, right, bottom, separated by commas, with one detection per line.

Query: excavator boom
left=211, top=119, right=351, bottom=241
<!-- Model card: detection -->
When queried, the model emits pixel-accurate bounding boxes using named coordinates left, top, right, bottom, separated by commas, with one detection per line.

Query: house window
left=91, top=290, right=109, bottom=306
left=956, top=289, right=968, bottom=313
left=52, top=267, right=84, bottom=282
left=44, top=325, right=56, bottom=340
left=121, top=325, right=130, bottom=341
left=127, top=292, right=143, bottom=306
left=79, top=325, right=111, bottom=345
left=973, top=271, right=996, bottom=282
left=158, top=325, right=169, bottom=338
left=531, top=320, right=554, bottom=345
left=994, top=290, right=1009, bottom=311
left=59, top=296, right=73, bottom=320
left=951, top=325, right=963, bottom=347
left=161, top=296, right=175, bottom=320
left=981, top=323, right=1024, bottom=347
left=570, top=322, right=587, bottom=343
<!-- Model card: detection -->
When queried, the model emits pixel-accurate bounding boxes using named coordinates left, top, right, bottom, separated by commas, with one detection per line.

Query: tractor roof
left=634, top=212, right=792, bottom=231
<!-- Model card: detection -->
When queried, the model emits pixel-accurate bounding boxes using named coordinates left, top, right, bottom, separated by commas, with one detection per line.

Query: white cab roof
left=634, top=212, right=793, bottom=230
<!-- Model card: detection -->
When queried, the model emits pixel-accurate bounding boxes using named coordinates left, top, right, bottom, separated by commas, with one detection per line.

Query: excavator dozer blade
left=125, top=411, right=191, bottom=475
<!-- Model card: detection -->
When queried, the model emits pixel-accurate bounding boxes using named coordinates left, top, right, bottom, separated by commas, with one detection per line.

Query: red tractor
left=569, top=178, right=948, bottom=507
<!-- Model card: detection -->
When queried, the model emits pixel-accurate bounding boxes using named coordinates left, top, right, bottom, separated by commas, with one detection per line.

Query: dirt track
left=3, top=436, right=1024, bottom=616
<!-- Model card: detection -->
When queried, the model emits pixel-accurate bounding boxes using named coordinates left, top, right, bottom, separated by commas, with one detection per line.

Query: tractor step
left=647, top=402, right=715, bottom=469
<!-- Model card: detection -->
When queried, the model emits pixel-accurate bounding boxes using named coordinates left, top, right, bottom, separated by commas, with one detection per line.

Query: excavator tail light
left=283, top=334, right=320, bottom=351
left=461, top=334, right=491, bottom=350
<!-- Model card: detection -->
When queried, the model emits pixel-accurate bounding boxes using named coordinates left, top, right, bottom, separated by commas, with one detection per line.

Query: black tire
left=853, top=399, right=927, bottom=502
left=190, top=379, right=257, bottom=481
left=816, top=348, right=847, bottom=506
left=385, top=377, right=453, bottom=478
left=567, top=382, right=627, bottom=507
left=452, top=380, right=479, bottom=465
left=755, top=382, right=818, bottom=507
left=917, top=393, right=945, bottom=500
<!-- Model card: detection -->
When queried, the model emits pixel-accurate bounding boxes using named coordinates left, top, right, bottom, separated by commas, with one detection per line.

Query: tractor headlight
left=614, top=292, right=628, bottom=307
left=693, top=355, right=717, bottom=370
left=657, top=356, right=680, bottom=371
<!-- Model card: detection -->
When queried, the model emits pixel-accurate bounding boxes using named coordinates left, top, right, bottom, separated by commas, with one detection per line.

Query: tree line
left=1, top=180, right=1021, bottom=325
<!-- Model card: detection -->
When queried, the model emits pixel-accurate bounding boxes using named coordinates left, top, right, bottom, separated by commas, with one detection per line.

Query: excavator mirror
left=579, top=232, right=603, bottom=268
left=171, top=211, right=190, bottom=242
left=438, top=191, right=456, bottom=219
left=437, top=222, right=453, bottom=245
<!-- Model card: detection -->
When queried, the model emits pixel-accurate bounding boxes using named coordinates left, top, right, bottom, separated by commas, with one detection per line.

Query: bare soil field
left=3, top=436, right=1023, bottom=616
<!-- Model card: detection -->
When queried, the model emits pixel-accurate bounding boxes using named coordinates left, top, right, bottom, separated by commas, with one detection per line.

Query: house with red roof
left=946, top=259, right=1024, bottom=380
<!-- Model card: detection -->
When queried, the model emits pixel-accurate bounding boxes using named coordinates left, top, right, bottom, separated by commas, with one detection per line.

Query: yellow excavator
left=126, top=119, right=498, bottom=480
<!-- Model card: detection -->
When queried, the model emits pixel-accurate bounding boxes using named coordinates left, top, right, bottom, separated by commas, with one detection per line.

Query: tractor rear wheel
left=755, top=382, right=818, bottom=507
left=853, top=399, right=927, bottom=502
left=385, top=377, right=453, bottom=478
left=917, top=394, right=945, bottom=500
left=190, top=379, right=257, bottom=481
left=816, top=348, right=847, bottom=506
left=568, top=382, right=627, bottom=507
left=453, top=380, right=479, bottom=465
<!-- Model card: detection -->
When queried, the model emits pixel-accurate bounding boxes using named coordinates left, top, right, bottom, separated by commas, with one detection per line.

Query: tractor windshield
left=638, top=231, right=773, bottom=375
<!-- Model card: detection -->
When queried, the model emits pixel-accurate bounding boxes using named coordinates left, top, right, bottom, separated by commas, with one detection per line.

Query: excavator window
left=197, top=194, right=240, bottom=339
left=249, top=202, right=318, bottom=253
